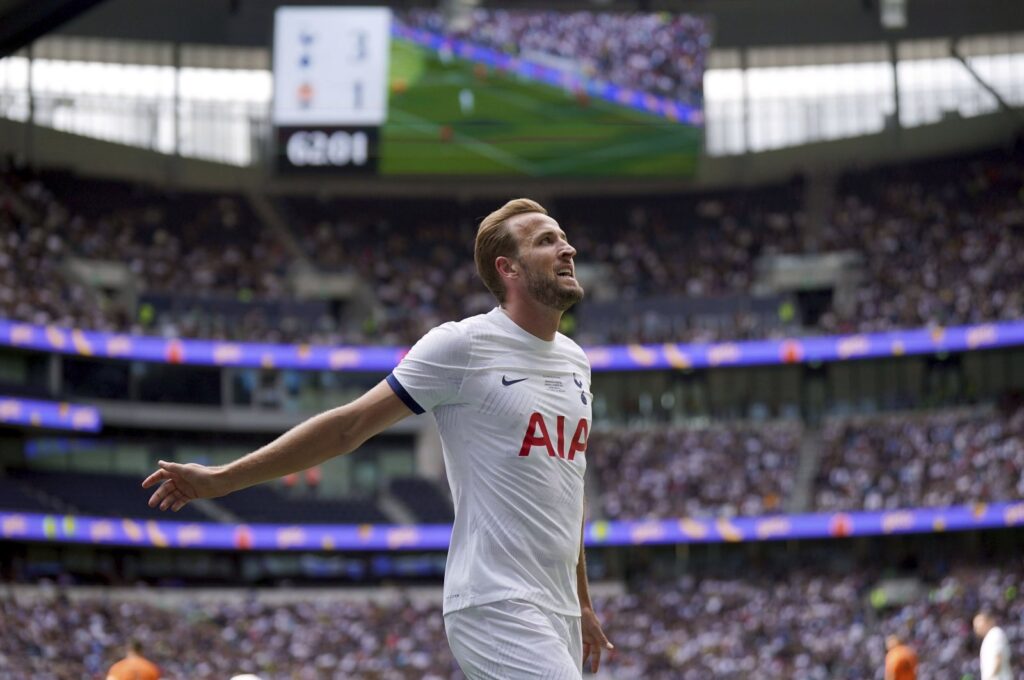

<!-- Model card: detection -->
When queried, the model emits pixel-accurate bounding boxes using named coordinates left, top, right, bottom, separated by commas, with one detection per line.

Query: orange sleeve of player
left=903, top=649, right=918, bottom=680
left=885, top=648, right=917, bottom=680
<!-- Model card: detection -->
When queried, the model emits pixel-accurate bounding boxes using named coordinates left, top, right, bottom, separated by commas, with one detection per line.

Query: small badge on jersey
left=573, top=373, right=589, bottom=404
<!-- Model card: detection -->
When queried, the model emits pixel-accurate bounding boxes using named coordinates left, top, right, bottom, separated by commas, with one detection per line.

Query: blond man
left=144, top=199, right=613, bottom=678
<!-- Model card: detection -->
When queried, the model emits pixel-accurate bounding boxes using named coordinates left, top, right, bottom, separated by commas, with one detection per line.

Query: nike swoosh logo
left=502, top=376, right=528, bottom=386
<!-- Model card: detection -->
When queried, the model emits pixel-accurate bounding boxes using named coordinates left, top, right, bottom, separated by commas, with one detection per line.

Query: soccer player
left=974, top=611, right=1012, bottom=680
left=142, top=198, right=613, bottom=678
left=105, top=640, right=161, bottom=680
left=884, top=635, right=917, bottom=680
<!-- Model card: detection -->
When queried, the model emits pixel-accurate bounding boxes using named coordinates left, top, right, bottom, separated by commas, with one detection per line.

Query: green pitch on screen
left=380, top=40, right=701, bottom=177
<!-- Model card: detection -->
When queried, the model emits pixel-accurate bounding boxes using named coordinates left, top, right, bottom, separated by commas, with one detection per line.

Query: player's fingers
left=171, top=497, right=189, bottom=512
left=141, top=468, right=168, bottom=489
left=148, top=481, right=173, bottom=508
left=582, top=642, right=592, bottom=667
left=590, top=645, right=602, bottom=673
left=152, top=481, right=177, bottom=510
left=159, top=485, right=179, bottom=512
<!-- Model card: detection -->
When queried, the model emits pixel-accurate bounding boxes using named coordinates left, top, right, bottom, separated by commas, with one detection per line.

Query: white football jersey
left=388, top=307, right=592, bottom=616
left=981, top=626, right=1012, bottom=680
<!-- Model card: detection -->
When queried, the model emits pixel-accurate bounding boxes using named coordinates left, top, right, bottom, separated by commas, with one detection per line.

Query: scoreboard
left=272, top=7, right=391, bottom=173
left=269, top=7, right=708, bottom=178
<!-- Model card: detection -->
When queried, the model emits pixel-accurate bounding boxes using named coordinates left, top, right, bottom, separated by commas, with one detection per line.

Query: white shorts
left=444, top=599, right=583, bottom=679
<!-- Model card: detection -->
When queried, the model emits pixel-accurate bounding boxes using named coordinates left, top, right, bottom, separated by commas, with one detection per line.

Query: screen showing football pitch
left=274, top=8, right=711, bottom=177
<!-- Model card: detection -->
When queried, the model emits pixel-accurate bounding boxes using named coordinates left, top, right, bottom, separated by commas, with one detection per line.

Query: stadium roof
left=0, top=0, right=105, bottom=58
left=37, top=0, right=1024, bottom=51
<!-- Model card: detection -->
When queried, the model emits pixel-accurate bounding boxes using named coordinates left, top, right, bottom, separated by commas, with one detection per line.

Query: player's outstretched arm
left=141, top=380, right=413, bottom=512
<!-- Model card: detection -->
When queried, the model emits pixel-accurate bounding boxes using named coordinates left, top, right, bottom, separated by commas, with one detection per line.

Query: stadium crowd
left=585, top=402, right=1024, bottom=522
left=0, top=590, right=456, bottom=680
left=0, top=162, right=300, bottom=342
left=283, top=182, right=807, bottom=345
left=2, top=149, right=1023, bottom=347
left=0, top=165, right=112, bottom=333
left=2, top=564, right=1020, bottom=679
left=817, top=151, right=1024, bottom=334
left=814, top=404, right=1024, bottom=512
left=596, top=564, right=1023, bottom=679
left=6, top=403, right=1022, bottom=522
left=398, top=10, right=711, bottom=106
left=589, top=422, right=801, bottom=520
left=284, top=198, right=493, bottom=346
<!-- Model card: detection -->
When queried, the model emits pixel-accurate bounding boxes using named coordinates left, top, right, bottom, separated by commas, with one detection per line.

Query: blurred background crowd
left=2, top=146, right=1022, bottom=347
left=3, top=563, right=1021, bottom=679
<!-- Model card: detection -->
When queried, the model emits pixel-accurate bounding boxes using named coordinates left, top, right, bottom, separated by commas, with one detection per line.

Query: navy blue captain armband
left=386, top=373, right=425, bottom=415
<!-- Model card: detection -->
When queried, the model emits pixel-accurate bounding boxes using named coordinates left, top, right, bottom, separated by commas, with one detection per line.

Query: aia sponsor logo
left=518, top=412, right=588, bottom=461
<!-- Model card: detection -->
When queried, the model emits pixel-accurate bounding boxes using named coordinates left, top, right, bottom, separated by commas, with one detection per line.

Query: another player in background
left=105, top=640, right=161, bottom=680
left=974, top=611, right=1013, bottom=680
left=884, top=635, right=917, bottom=680
left=143, top=198, right=613, bottom=678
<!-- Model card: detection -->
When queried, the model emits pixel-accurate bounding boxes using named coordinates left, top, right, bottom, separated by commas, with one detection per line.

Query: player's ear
left=495, top=256, right=518, bottom=279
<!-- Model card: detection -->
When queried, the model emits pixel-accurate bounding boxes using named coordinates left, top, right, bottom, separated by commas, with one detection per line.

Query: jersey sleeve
left=387, top=322, right=470, bottom=414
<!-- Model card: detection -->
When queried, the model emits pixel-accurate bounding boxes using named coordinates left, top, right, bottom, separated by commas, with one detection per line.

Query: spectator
left=814, top=406, right=1024, bottom=512
left=589, top=422, right=801, bottom=520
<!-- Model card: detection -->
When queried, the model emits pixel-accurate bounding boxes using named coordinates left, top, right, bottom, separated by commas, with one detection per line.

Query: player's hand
left=141, top=460, right=225, bottom=512
left=581, top=606, right=613, bottom=674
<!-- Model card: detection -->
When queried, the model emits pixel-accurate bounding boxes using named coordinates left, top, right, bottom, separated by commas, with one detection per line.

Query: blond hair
left=474, top=198, right=548, bottom=303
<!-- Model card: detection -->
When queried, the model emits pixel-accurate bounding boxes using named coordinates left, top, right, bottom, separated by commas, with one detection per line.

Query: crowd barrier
left=2, top=318, right=1019, bottom=372
left=0, top=396, right=100, bottom=432
left=2, top=502, right=1022, bottom=550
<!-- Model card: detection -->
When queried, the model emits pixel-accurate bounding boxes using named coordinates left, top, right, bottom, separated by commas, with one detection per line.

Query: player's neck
left=500, top=299, right=561, bottom=341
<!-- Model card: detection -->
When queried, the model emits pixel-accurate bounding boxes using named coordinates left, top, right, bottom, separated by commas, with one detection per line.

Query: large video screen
left=273, top=8, right=711, bottom=177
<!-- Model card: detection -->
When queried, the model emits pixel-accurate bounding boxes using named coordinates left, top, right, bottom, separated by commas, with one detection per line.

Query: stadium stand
left=4, top=147, right=1023, bottom=346
left=5, top=402, right=1024, bottom=522
left=213, top=484, right=390, bottom=525
left=0, top=589, right=456, bottom=679
left=2, top=468, right=389, bottom=524
left=817, top=150, right=1024, bottom=334
left=387, top=476, right=454, bottom=524
left=813, top=403, right=1024, bottom=512
left=588, top=422, right=801, bottom=520
left=596, top=565, right=1023, bottom=679
left=2, top=563, right=1020, bottom=679
left=0, top=475, right=60, bottom=513
left=9, top=469, right=209, bottom=522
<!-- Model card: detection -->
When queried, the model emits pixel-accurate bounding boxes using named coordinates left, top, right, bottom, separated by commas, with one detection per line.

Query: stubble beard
left=522, top=262, right=584, bottom=312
